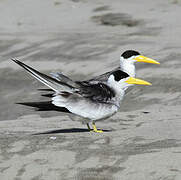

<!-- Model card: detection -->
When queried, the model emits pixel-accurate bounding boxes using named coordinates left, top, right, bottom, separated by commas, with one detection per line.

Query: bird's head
left=108, top=70, right=151, bottom=91
left=120, top=50, right=160, bottom=65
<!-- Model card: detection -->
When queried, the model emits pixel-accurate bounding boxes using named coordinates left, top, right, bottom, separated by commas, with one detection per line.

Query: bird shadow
left=32, top=128, right=112, bottom=135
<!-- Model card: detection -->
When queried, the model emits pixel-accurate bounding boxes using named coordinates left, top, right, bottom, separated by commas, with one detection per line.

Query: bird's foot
left=92, top=123, right=103, bottom=133
left=86, top=123, right=103, bottom=133
left=92, top=129, right=103, bottom=133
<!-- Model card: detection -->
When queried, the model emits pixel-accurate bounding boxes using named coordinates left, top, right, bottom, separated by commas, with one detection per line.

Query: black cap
left=121, top=50, right=140, bottom=59
left=111, top=70, right=129, bottom=81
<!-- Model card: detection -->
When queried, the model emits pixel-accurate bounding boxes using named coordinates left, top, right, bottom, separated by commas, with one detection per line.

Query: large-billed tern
left=12, top=59, right=151, bottom=133
left=79, top=50, right=160, bottom=84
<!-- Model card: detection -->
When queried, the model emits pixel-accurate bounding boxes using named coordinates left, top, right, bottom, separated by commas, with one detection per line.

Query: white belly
left=52, top=95, right=118, bottom=120
left=68, top=101, right=118, bottom=120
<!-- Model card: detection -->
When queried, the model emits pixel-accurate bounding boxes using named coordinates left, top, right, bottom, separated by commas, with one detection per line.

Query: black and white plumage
left=50, top=50, right=159, bottom=85
left=83, top=50, right=159, bottom=84
left=76, top=81, right=116, bottom=102
left=119, top=50, right=159, bottom=77
left=12, top=59, right=151, bottom=132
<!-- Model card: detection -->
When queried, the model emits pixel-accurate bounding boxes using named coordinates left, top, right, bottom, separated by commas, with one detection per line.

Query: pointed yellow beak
left=134, top=55, right=160, bottom=64
left=125, top=77, right=152, bottom=86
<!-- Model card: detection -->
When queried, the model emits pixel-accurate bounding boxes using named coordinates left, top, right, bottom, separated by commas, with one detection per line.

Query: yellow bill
left=134, top=55, right=160, bottom=64
left=125, top=77, right=152, bottom=86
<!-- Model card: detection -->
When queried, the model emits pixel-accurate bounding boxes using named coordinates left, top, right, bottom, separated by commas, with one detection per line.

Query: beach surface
left=0, top=0, right=181, bottom=179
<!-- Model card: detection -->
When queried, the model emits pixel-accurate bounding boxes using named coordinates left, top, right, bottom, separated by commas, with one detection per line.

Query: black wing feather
left=76, top=81, right=115, bottom=102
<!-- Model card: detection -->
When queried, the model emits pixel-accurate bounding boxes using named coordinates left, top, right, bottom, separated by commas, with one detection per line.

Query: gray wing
left=50, top=67, right=120, bottom=84
left=76, top=81, right=115, bottom=103
left=50, top=72, right=78, bottom=87
left=87, top=67, right=120, bottom=83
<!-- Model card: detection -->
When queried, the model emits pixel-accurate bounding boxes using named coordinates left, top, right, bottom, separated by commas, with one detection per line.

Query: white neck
left=107, top=75, right=127, bottom=107
left=120, top=57, right=136, bottom=77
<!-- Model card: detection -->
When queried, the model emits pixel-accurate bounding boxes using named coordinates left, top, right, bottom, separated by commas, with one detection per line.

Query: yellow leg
left=87, top=123, right=91, bottom=131
left=92, top=122, right=103, bottom=133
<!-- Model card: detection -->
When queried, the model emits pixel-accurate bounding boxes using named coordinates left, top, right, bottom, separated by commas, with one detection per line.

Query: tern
left=119, top=50, right=160, bottom=77
left=71, top=50, right=160, bottom=84
left=12, top=59, right=151, bottom=133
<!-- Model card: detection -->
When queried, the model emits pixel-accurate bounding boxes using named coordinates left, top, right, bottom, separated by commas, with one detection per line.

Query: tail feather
left=12, top=59, right=77, bottom=93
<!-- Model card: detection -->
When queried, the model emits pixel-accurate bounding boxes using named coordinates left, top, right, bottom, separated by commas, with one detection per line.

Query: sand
left=0, top=0, right=181, bottom=179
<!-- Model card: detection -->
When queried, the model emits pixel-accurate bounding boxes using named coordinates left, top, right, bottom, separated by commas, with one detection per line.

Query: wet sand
left=0, top=0, right=181, bottom=179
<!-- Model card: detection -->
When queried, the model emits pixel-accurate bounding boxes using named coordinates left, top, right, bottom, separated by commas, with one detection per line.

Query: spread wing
left=76, top=81, right=115, bottom=103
